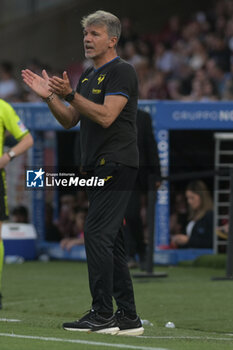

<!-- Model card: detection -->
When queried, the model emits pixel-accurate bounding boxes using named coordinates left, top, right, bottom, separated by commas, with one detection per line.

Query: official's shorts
left=0, top=169, right=9, bottom=221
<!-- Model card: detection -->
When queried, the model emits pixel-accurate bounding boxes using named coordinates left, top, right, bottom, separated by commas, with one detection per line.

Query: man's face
left=83, top=24, right=114, bottom=59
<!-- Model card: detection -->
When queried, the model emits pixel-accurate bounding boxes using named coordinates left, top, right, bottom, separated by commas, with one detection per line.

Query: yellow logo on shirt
left=97, top=74, right=106, bottom=85
left=82, top=78, right=88, bottom=83
left=92, top=89, right=102, bottom=94
left=104, top=176, right=113, bottom=182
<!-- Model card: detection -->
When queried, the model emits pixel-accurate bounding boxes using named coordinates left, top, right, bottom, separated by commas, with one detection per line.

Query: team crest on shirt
left=97, top=74, right=106, bottom=85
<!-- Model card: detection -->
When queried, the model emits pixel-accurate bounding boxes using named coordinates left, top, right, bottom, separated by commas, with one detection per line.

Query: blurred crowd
left=2, top=0, right=233, bottom=102
left=45, top=192, right=88, bottom=250
left=10, top=192, right=88, bottom=250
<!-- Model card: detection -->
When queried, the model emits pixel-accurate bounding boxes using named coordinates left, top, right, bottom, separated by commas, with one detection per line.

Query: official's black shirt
left=76, top=56, right=139, bottom=171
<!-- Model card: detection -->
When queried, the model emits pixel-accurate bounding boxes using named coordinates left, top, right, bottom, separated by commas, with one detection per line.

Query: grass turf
left=0, top=260, right=233, bottom=350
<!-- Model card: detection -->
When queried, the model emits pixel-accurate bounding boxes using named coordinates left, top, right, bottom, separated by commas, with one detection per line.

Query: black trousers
left=85, top=162, right=138, bottom=314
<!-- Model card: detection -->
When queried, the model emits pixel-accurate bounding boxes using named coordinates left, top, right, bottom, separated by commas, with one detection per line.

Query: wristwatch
left=64, top=90, right=76, bottom=102
left=7, top=149, right=16, bottom=161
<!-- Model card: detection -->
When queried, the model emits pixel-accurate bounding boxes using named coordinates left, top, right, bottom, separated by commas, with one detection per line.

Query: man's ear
left=109, top=36, right=118, bottom=48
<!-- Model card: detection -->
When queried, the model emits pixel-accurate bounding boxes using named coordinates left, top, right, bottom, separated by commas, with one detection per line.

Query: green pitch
left=0, top=260, right=233, bottom=350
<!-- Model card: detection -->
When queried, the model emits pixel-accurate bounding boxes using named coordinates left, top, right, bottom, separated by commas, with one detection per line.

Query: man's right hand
left=21, top=69, right=52, bottom=99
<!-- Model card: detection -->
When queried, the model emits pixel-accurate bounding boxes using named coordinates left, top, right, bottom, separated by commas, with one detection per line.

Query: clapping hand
left=22, top=69, right=73, bottom=100
left=21, top=69, right=51, bottom=99
left=48, top=71, right=72, bottom=98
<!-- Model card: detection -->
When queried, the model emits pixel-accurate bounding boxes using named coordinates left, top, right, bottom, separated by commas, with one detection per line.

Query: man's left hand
left=48, top=71, right=72, bottom=98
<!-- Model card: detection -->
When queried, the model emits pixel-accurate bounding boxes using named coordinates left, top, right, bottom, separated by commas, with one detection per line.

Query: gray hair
left=81, top=10, right=121, bottom=41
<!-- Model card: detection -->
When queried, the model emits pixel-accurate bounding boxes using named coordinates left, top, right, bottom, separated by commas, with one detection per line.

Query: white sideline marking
left=139, top=335, right=233, bottom=342
left=0, top=333, right=170, bottom=350
left=0, top=318, right=21, bottom=322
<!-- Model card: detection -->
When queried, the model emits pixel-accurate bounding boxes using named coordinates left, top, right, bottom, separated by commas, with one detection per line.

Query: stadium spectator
left=137, top=39, right=154, bottom=62
left=207, top=34, right=231, bottom=72
left=154, top=42, right=177, bottom=75
left=0, top=99, right=33, bottom=309
left=188, top=39, right=208, bottom=71
left=200, top=78, right=219, bottom=101
left=171, top=180, right=213, bottom=249
left=45, top=202, right=61, bottom=242
left=205, top=59, right=229, bottom=98
left=134, top=58, right=152, bottom=98
left=60, top=207, right=86, bottom=251
left=124, top=41, right=144, bottom=66
left=118, top=17, right=138, bottom=49
left=0, top=62, right=19, bottom=101
left=75, top=189, right=89, bottom=209
left=11, top=205, right=29, bottom=223
left=55, top=194, right=76, bottom=239
left=222, top=77, right=233, bottom=100
left=159, top=15, right=181, bottom=46
left=168, top=75, right=219, bottom=102
left=170, top=191, right=188, bottom=237
left=141, top=70, right=169, bottom=99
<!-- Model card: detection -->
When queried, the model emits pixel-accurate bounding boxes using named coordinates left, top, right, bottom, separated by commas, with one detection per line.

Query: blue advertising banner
left=13, top=101, right=233, bottom=130
left=13, top=103, right=79, bottom=130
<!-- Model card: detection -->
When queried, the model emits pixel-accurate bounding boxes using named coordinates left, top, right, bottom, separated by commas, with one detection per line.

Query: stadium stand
left=1, top=1, right=233, bottom=103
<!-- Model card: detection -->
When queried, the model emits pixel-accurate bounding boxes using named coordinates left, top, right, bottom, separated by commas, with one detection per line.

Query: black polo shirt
left=76, top=56, right=139, bottom=171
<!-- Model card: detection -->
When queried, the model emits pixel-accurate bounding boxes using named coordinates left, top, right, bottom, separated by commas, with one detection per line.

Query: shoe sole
left=95, top=327, right=120, bottom=335
left=63, top=326, right=120, bottom=335
left=63, top=327, right=90, bottom=332
left=117, top=327, right=144, bottom=336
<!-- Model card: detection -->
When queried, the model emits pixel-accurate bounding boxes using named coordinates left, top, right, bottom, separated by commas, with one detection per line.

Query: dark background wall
left=0, top=0, right=215, bottom=70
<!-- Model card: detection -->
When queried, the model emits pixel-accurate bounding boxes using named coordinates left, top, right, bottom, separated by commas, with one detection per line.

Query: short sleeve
left=1, top=100, right=29, bottom=140
left=105, top=63, right=138, bottom=100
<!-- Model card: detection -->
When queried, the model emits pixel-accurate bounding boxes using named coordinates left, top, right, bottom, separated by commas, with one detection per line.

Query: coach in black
left=22, top=10, right=144, bottom=336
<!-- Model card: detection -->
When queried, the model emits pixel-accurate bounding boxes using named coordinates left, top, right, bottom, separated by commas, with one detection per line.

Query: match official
left=22, top=10, right=144, bottom=335
left=0, top=99, right=33, bottom=309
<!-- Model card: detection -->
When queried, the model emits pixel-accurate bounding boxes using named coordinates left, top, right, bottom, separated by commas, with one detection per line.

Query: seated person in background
left=60, top=207, right=86, bottom=251
left=170, top=191, right=188, bottom=236
left=0, top=62, right=19, bottom=101
left=55, top=194, right=76, bottom=238
left=171, top=180, right=213, bottom=249
left=45, top=203, right=61, bottom=242
left=11, top=205, right=29, bottom=223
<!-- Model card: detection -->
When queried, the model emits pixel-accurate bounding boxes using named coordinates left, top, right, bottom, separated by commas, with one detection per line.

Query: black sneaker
left=0, top=294, right=2, bottom=310
left=115, top=309, right=144, bottom=336
left=63, top=309, right=119, bottom=334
